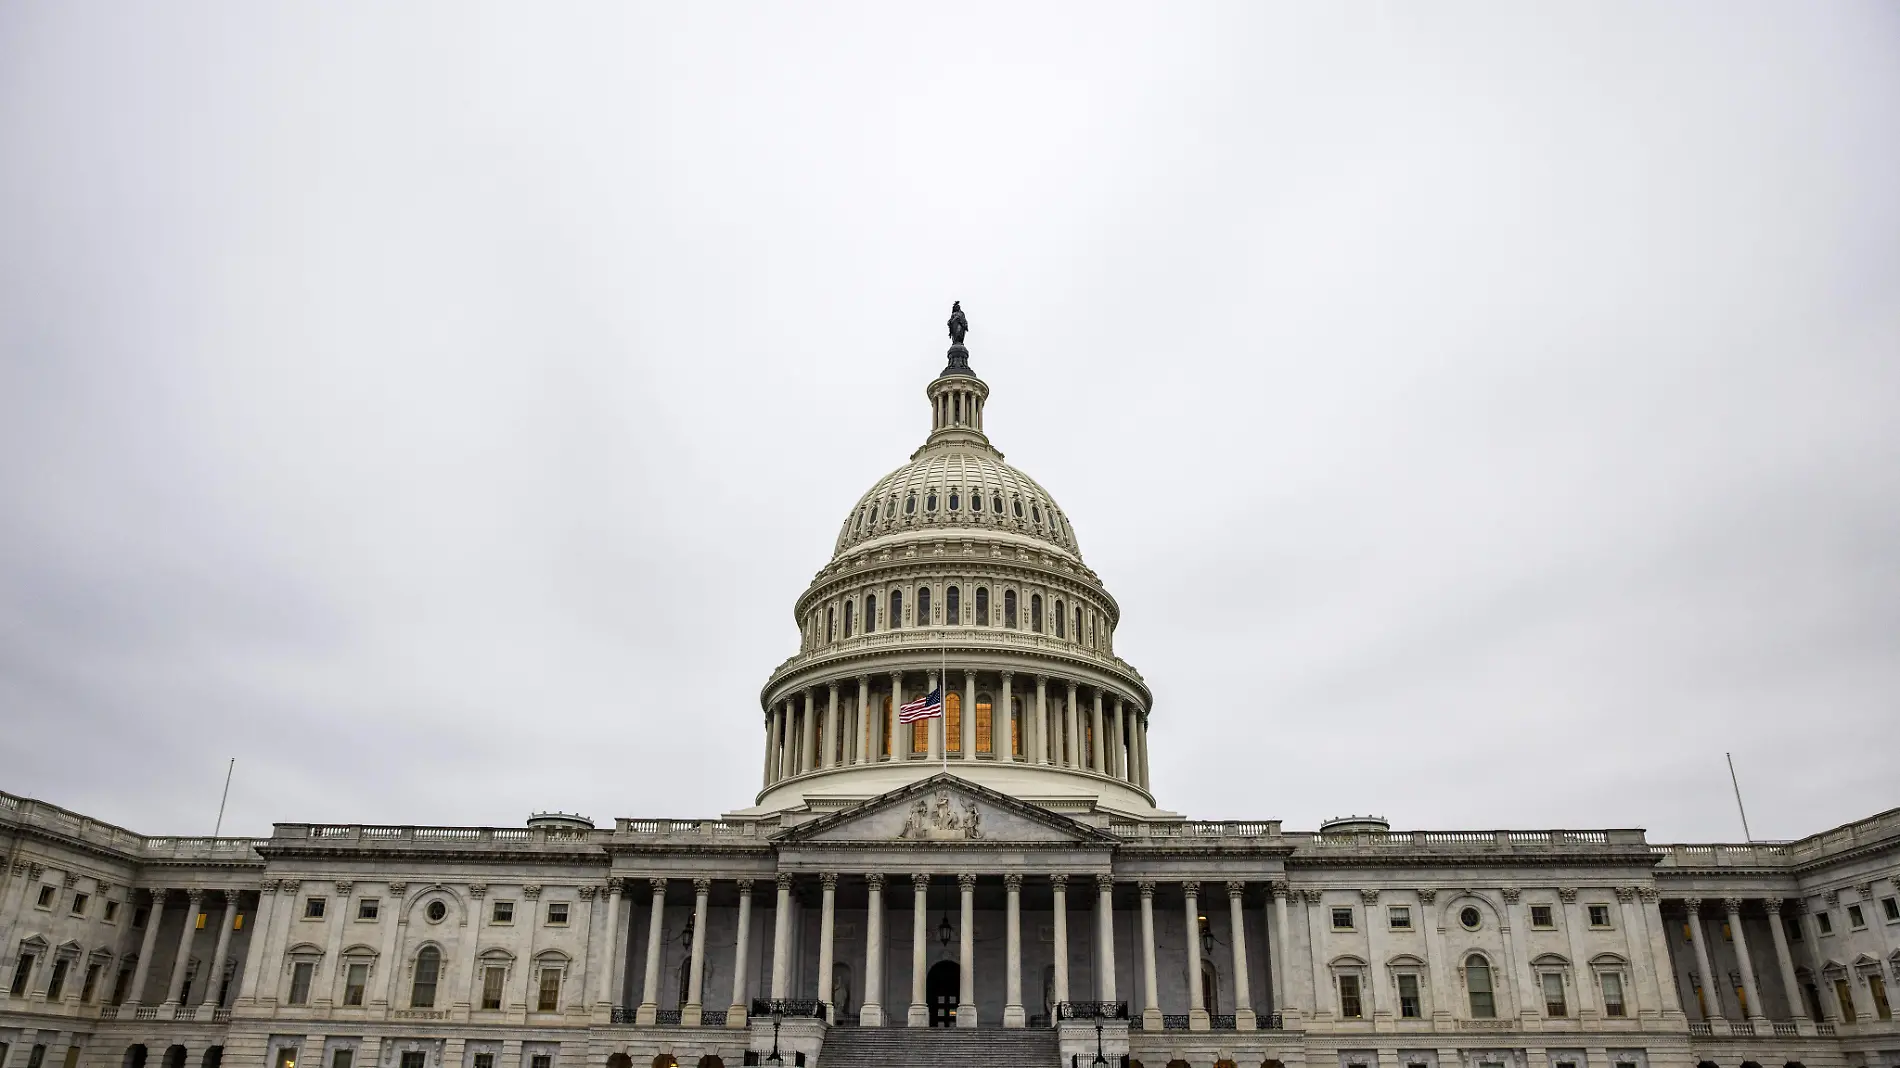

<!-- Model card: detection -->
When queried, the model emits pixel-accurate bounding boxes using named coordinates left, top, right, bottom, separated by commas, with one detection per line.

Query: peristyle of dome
left=749, top=316, right=1162, bottom=819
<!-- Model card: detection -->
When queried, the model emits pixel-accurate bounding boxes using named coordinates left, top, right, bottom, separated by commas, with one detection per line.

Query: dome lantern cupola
left=924, top=300, right=991, bottom=449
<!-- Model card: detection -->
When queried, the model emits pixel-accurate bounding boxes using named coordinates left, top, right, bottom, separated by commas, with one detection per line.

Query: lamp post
left=1093, top=1023, right=1108, bottom=1065
left=765, top=1015, right=783, bottom=1066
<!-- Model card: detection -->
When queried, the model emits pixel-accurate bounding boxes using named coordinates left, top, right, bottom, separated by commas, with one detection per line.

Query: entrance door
left=927, top=961, right=959, bottom=1027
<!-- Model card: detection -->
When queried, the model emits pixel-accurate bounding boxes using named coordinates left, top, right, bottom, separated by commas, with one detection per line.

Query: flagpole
left=941, top=627, right=948, bottom=774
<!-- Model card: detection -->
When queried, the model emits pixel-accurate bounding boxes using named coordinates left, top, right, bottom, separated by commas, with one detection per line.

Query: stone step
left=819, top=1027, right=1060, bottom=1068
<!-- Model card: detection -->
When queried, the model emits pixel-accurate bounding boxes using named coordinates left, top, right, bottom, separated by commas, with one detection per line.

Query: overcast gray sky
left=2, top=3, right=1896, bottom=843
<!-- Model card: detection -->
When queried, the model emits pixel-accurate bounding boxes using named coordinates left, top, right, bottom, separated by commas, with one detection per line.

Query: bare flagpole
left=941, top=630, right=949, bottom=774
left=1726, top=752, right=1753, bottom=842
left=212, top=757, right=235, bottom=838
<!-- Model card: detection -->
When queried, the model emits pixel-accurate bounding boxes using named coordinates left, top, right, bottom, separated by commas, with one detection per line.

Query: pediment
left=777, top=773, right=1117, bottom=846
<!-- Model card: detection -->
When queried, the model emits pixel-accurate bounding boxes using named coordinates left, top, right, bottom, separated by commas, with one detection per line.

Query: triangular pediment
left=775, top=773, right=1118, bottom=846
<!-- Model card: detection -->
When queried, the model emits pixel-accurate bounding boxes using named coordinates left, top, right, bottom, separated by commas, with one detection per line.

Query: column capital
left=827, top=680, right=839, bottom=694
left=650, top=877, right=669, bottom=895
left=1855, top=882, right=1873, bottom=898
left=1182, top=880, right=1201, bottom=898
left=468, top=883, right=487, bottom=898
left=1301, top=889, right=1325, bottom=905
left=1637, top=885, right=1660, bottom=903
left=384, top=882, right=402, bottom=898
left=609, top=881, right=626, bottom=899
left=258, top=881, right=279, bottom=895
left=1416, top=888, right=1437, bottom=904
left=333, top=881, right=354, bottom=896
left=865, top=873, right=886, bottom=891
left=1359, top=888, right=1380, bottom=905
left=693, top=878, right=713, bottom=895
left=1267, top=880, right=1288, bottom=899
left=183, top=888, right=205, bottom=903
left=1615, top=886, right=1637, bottom=902
left=1763, top=897, right=1783, bottom=914
left=1138, top=881, right=1156, bottom=897
left=1823, top=889, right=1839, bottom=906
left=776, top=873, right=795, bottom=891
left=578, top=885, right=599, bottom=900
left=1500, top=886, right=1521, bottom=904
left=1227, top=881, right=1246, bottom=899
left=1049, top=873, right=1067, bottom=890
left=215, top=888, right=240, bottom=903
left=958, top=873, right=976, bottom=892
left=1722, top=897, right=1744, bottom=914
left=1684, top=896, right=1704, bottom=911
left=1001, top=670, right=1015, bottom=680
left=1557, top=887, right=1578, bottom=903
left=735, top=879, right=754, bottom=895
left=820, top=873, right=839, bottom=891
left=911, top=873, right=931, bottom=890
left=1097, top=874, right=1115, bottom=893
left=1004, top=873, right=1023, bottom=891
left=523, top=884, right=543, bottom=899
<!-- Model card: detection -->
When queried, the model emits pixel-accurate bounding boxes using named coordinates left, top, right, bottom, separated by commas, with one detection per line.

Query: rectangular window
left=1331, top=906, right=1355, bottom=930
left=400, top=1054, right=425, bottom=1068
left=343, top=963, right=368, bottom=1006
left=1588, top=904, right=1612, bottom=927
left=1543, top=972, right=1568, bottom=1016
left=1872, top=975, right=1892, bottom=1021
left=1601, top=972, right=1625, bottom=1017
left=357, top=899, right=379, bottom=921
left=105, top=901, right=120, bottom=923
left=304, top=897, right=326, bottom=919
left=112, top=967, right=131, bottom=1004
left=1530, top=904, right=1555, bottom=928
left=26, top=1047, right=45, bottom=1068
left=332, top=1051, right=353, bottom=1068
left=274, top=1049, right=296, bottom=1068
left=1388, top=906, right=1411, bottom=930
left=482, top=966, right=505, bottom=1010
left=1847, top=904, right=1866, bottom=929
left=70, top=893, right=90, bottom=916
left=537, top=968, right=561, bottom=1011
left=288, top=961, right=314, bottom=1005
left=546, top=902, right=569, bottom=926
left=1816, top=911, right=1833, bottom=935
left=945, top=693, right=962, bottom=753
left=36, top=886, right=55, bottom=909
left=10, top=954, right=36, bottom=996
left=974, top=698, right=992, bottom=754
left=46, top=959, right=70, bottom=1000
left=1835, top=978, right=1855, bottom=1021
left=81, top=963, right=101, bottom=1002
left=1884, top=897, right=1900, bottom=922
left=1338, top=974, right=1363, bottom=1018
left=492, top=901, right=515, bottom=924
left=1397, top=972, right=1421, bottom=1018
left=474, top=1057, right=494, bottom=1068
left=530, top=1057, right=550, bottom=1068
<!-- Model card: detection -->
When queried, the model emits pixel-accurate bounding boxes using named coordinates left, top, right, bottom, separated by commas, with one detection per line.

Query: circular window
left=1460, top=906, right=1482, bottom=930
left=426, top=900, right=447, bottom=923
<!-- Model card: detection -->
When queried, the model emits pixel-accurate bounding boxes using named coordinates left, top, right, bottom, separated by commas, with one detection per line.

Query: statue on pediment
left=900, top=790, right=982, bottom=840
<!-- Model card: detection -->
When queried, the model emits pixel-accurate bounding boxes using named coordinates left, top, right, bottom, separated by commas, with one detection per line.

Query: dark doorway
left=927, top=961, right=959, bottom=1027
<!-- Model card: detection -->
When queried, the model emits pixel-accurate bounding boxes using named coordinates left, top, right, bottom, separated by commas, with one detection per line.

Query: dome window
left=1003, top=590, right=1018, bottom=629
left=917, top=585, right=932, bottom=624
left=1054, top=600, right=1066, bottom=638
left=975, top=587, right=990, bottom=626
left=843, top=600, right=855, bottom=637
left=1012, top=498, right=1024, bottom=519
left=925, top=492, right=937, bottom=512
left=1030, top=594, right=1043, bottom=632
left=890, top=590, right=903, bottom=628
left=1032, top=504, right=1043, bottom=524
left=905, top=493, right=917, bottom=516
left=864, top=594, right=877, bottom=633
left=970, top=493, right=981, bottom=513
left=993, top=493, right=1005, bottom=514
left=948, top=490, right=960, bottom=511
left=869, top=503, right=879, bottom=524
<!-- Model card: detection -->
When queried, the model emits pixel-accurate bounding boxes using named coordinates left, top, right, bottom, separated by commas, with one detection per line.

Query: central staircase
left=817, top=1027, right=1061, bottom=1068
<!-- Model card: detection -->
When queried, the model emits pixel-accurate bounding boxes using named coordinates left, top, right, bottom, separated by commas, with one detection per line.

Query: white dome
left=834, top=444, right=1082, bottom=559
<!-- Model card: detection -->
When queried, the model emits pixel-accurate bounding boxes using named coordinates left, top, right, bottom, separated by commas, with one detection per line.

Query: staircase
left=818, top=1027, right=1060, bottom=1068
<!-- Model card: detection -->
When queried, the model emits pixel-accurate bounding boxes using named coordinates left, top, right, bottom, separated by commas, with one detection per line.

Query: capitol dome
left=745, top=308, right=1162, bottom=820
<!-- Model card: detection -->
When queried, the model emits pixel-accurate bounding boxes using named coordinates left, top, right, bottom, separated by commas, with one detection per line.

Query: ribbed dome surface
left=834, top=444, right=1081, bottom=558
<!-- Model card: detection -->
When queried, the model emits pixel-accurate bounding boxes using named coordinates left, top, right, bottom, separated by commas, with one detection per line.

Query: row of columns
left=623, top=874, right=1271, bottom=1030
left=122, top=889, right=242, bottom=1013
left=1675, top=895, right=1827, bottom=1025
left=763, top=672, right=1152, bottom=790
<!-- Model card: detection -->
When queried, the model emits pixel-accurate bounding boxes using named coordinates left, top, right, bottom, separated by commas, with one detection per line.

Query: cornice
left=254, top=845, right=612, bottom=866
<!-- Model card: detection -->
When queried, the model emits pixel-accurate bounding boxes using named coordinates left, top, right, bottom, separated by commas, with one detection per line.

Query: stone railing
left=1111, top=821, right=1284, bottom=839
left=1291, top=828, right=1649, bottom=854
left=1653, top=807, right=1900, bottom=869
left=1057, top=1001, right=1129, bottom=1020
left=0, top=791, right=266, bottom=862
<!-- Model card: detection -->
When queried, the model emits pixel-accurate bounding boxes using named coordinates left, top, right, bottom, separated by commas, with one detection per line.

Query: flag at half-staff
left=898, top=688, right=944, bottom=723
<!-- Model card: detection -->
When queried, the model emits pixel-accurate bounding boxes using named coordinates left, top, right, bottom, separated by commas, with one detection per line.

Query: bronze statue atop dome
left=947, top=301, right=969, bottom=346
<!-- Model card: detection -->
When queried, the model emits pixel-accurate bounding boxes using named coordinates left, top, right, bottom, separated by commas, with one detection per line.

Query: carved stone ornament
left=1764, top=897, right=1784, bottom=914
left=1684, top=896, right=1704, bottom=911
left=693, top=878, right=712, bottom=895
left=863, top=874, right=884, bottom=892
left=898, top=790, right=982, bottom=840
left=1360, top=889, right=1380, bottom=905
left=1227, top=881, right=1246, bottom=898
left=1049, top=874, right=1066, bottom=890
left=1003, top=873, right=1022, bottom=892
left=1825, top=890, right=1840, bottom=906
left=1637, top=886, right=1659, bottom=902
left=523, top=885, right=542, bottom=900
left=1302, top=889, right=1325, bottom=905
left=1138, top=881, right=1156, bottom=897
left=1183, top=881, right=1201, bottom=900
left=64, top=872, right=79, bottom=889
left=1500, top=887, right=1521, bottom=904
left=387, top=883, right=406, bottom=898
left=1615, top=886, right=1637, bottom=902
left=734, top=879, right=752, bottom=895
left=577, top=886, right=598, bottom=900
left=334, top=881, right=353, bottom=896
left=958, top=873, right=977, bottom=892
left=1723, top=898, right=1744, bottom=914
left=1558, top=887, right=1578, bottom=903
left=819, top=873, right=838, bottom=891
left=775, top=873, right=794, bottom=891
left=1416, top=888, right=1437, bottom=904
left=468, top=884, right=486, bottom=899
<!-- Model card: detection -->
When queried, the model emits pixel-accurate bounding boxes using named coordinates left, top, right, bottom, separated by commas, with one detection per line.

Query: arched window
left=1003, top=590, right=1017, bottom=628
left=946, top=586, right=960, bottom=624
left=912, top=713, right=928, bottom=754
left=1088, top=614, right=1096, bottom=647
left=843, top=600, right=854, bottom=638
left=925, top=492, right=937, bottom=512
left=1030, top=594, right=1043, bottom=632
left=1466, top=955, right=1495, bottom=1018
left=890, top=590, right=903, bottom=629
left=975, top=588, right=990, bottom=625
left=971, top=493, right=982, bottom=513
left=827, top=608, right=836, bottom=642
left=869, top=503, right=879, bottom=525
left=948, top=489, right=960, bottom=511
left=411, top=947, right=441, bottom=1008
left=993, top=493, right=1004, bottom=514
left=1074, top=607, right=1082, bottom=642
left=945, top=692, right=961, bottom=753
left=905, top=493, right=917, bottom=515
left=975, top=694, right=993, bottom=754
left=1010, top=696, right=1023, bottom=757
left=917, top=586, right=932, bottom=625
left=865, top=594, right=877, bottom=633
left=1054, top=600, right=1066, bottom=638
left=1013, top=498, right=1024, bottom=518
left=1032, top=504, right=1042, bottom=524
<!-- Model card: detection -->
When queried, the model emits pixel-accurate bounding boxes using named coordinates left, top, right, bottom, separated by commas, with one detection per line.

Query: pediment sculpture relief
left=899, top=790, right=982, bottom=840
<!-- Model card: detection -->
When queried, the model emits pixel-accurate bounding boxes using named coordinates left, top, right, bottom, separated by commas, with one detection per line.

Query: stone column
left=162, top=888, right=204, bottom=1007
left=1090, top=692, right=1106, bottom=773
left=1304, top=890, right=1327, bottom=1019
left=1500, top=887, right=1538, bottom=1021
left=597, top=882, right=623, bottom=1010
left=1140, top=713, right=1153, bottom=789
left=1052, top=875, right=1070, bottom=1004
left=1227, top=883, right=1254, bottom=1029
left=963, top=670, right=978, bottom=761
left=1725, top=898, right=1766, bottom=1022
left=1001, top=673, right=1016, bottom=761
left=200, top=893, right=239, bottom=1006
left=909, top=874, right=929, bottom=1027
left=681, top=879, right=711, bottom=1025
left=1184, top=882, right=1208, bottom=1028
left=1111, top=699, right=1126, bottom=779
left=1637, top=887, right=1683, bottom=1016
left=1684, top=898, right=1721, bottom=1020
left=235, top=882, right=277, bottom=1006
left=823, top=683, right=839, bottom=769
left=1065, top=681, right=1081, bottom=767
left=777, top=700, right=793, bottom=778
left=1139, top=882, right=1162, bottom=1028
left=861, top=874, right=885, bottom=1027
left=728, top=880, right=753, bottom=1026
left=1764, top=898, right=1807, bottom=1022
left=800, top=690, right=818, bottom=774
left=1554, top=888, right=1596, bottom=1019
left=374, top=882, right=405, bottom=1009
left=1096, top=875, right=1117, bottom=1003
left=1033, top=676, right=1049, bottom=764
left=763, top=710, right=779, bottom=785
left=637, top=879, right=666, bottom=1025
left=857, top=677, right=873, bottom=766
left=126, top=889, right=166, bottom=1008
left=1361, top=888, right=1386, bottom=1021
left=889, top=671, right=903, bottom=762
left=817, top=874, right=838, bottom=1018
left=957, top=874, right=976, bottom=1027
left=770, top=874, right=794, bottom=1000
left=1004, top=874, right=1025, bottom=1027
left=1417, top=888, right=1445, bottom=1024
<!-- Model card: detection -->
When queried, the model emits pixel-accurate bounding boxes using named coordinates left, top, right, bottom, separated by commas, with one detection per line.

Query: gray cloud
left=1, top=2, right=1895, bottom=842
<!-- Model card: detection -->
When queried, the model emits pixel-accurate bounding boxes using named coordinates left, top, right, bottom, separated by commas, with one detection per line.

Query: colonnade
left=762, top=671, right=1151, bottom=791
left=622, top=874, right=1275, bottom=1031
left=120, top=888, right=242, bottom=1015
left=1667, top=894, right=1859, bottom=1028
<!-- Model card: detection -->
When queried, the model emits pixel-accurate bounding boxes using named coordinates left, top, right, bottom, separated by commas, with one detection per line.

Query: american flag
left=898, top=688, right=943, bottom=723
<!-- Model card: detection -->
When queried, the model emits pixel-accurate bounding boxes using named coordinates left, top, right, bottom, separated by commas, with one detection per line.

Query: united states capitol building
left=4, top=313, right=1898, bottom=1068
